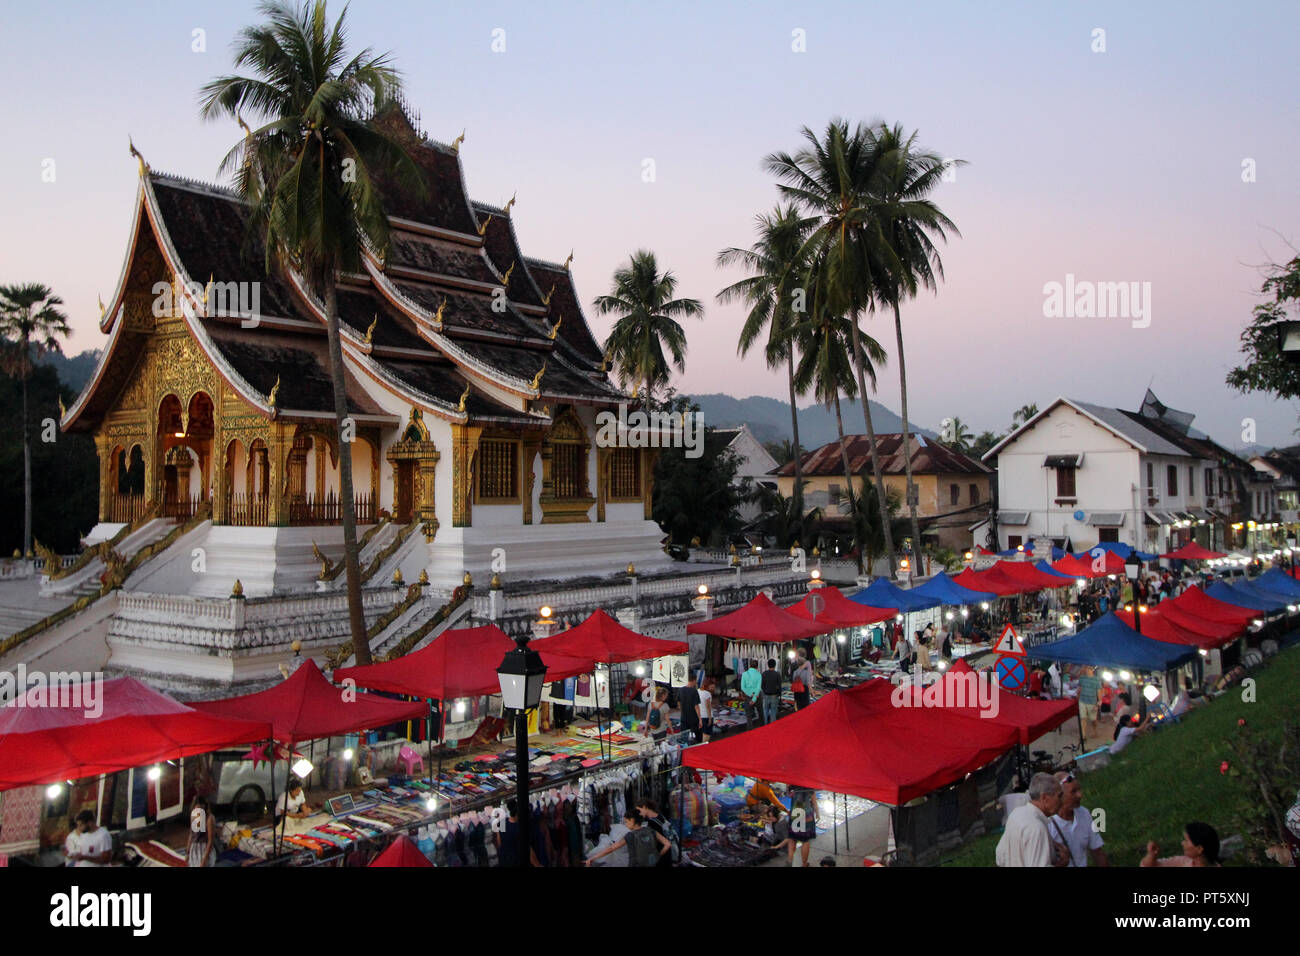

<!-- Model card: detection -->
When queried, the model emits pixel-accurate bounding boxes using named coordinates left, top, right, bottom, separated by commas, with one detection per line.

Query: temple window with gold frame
left=477, top=438, right=520, bottom=502
left=608, top=447, right=641, bottom=500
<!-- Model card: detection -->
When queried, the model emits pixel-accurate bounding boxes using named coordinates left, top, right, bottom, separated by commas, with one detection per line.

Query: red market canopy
left=1152, top=601, right=1243, bottom=642
left=1161, top=542, right=1227, bottom=560
left=336, top=625, right=592, bottom=700
left=924, top=678, right=1079, bottom=746
left=952, top=566, right=1023, bottom=597
left=368, top=834, right=432, bottom=867
left=994, top=560, right=1072, bottom=592
left=531, top=609, right=688, bottom=666
left=1053, top=552, right=1124, bottom=579
left=1165, top=585, right=1259, bottom=627
left=785, top=586, right=896, bottom=628
left=1114, top=608, right=1237, bottom=651
left=0, top=677, right=271, bottom=791
left=686, top=592, right=834, bottom=642
left=682, top=678, right=1018, bottom=805
left=189, top=660, right=429, bottom=745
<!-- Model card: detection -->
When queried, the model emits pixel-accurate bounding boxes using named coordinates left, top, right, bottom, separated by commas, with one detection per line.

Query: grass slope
left=941, top=643, right=1300, bottom=866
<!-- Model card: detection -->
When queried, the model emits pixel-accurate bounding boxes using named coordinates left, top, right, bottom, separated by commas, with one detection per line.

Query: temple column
left=451, top=423, right=482, bottom=528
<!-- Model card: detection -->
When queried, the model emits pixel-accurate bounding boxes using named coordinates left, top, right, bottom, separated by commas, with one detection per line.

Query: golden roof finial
left=203, top=274, right=213, bottom=306
left=450, top=129, right=465, bottom=153
left=128, top=137, right=148, bottom=177
left=530, top=360, right=547, bottom=391
left=267, top=374, right=281, bottom=408
left=58, top=395, right=66, bottom=419
left=364, top=314, right=378, bottom=345
left=231, top=579, right=244, bottom=598
left=457, top=381, right=471, bottom=413
left=500, top=262, right=515, bottom=288
left=548, top=314, right=562, bottom=340
left=562, top=250, right=574, bottom=271
left=476, top=213, right=493, bottom=237
left=542, top=283, right=556, bottom=307
left=98, top=294, right=106, bottom=317
left=503, top=192, right=516, bottom=215
left=433, top=298, right=446, bottom=327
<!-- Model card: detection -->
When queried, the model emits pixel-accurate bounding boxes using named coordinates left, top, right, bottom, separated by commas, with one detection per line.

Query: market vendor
left=274, top=779, right=313, bottom=823
left=744, top=778, right=786, bottom=815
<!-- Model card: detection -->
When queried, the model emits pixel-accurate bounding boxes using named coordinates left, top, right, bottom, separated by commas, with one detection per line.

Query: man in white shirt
left=1050, top=771, right=1108, bottom=867
left=274, top=780, right=312, bottom=822
left=64, top=810, right=113, bottom=867
left=995, top=773, right=1067, bottom=867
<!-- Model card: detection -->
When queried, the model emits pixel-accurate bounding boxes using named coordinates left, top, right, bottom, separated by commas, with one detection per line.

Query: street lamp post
left=1125, top=552, right=1143, bottom=636
left=497, top=631, right=549, bottom=868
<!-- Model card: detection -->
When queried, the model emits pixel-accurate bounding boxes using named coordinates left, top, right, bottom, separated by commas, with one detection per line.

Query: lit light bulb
left=426, top=797, right=438, bottom=812
left=1143, top=684, right=1160, bottom=702
left=634, top=664, right=645, bottom=676
left=960, top=609, right=968, bottom=618
left=895, top=614, right=904, bottom=622
left=147, top=765, right=161, bottom=782
left=980, top=602, right=990, bottom=611
left=810, top=569, right=821, bottom=581
left=343, top=748, right=354, bottom=761
left=945, top=611, right=954, bottom=621
left=540, top=605, right=552, bottom=619
left=787, top=650, right=797, bottom=660
left=1119, top=670, right=1132, bottom=682
left=45, top=784, right=62, bottom=800
left=1102, top=670, right=1115, bottom=682
left=697, top=584, right=708, bottom=595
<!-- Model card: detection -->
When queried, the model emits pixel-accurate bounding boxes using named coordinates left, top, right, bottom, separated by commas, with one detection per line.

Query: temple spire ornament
left=267, top=374, right=280, bottom=408
left=542, top=283, right=556, bottom=307
left=476, top=214, right=493, bottom=237
left=364, top=315, right=378, bottom=345
left=530, top=361, right=547, bottom=391
left=433, top=298, right=446, bottom=328
left=128, top=137, right=148, bottom=176
left=562, top=250, right=574, bottom=271
left=502, top=192, right=516, bottom=215
left=548, top=314, right=562, bottom=340
left=450, top=129, right=465, bottom=153
left=501, top=262, right=515, bottom=288
left=457, top=381, right=471, bottom=413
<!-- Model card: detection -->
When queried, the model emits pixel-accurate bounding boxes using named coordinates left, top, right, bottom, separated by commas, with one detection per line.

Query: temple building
left=62, top=108, right=670, bottom=597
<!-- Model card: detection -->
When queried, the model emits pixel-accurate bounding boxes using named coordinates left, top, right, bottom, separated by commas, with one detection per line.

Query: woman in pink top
left=1141, top=822, right=1220, bottom=867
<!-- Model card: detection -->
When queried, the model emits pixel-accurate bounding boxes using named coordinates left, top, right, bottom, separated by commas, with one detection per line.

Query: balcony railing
left=162, top=493, right=204, bottom=521
left=226, top=492, right=269, bottom=527
left=287, top=492, right=376, bottom=527
left=106, top=493, right=146, bottom=524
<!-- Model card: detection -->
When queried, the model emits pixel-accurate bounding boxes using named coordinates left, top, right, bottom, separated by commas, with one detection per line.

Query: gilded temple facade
left=63, top=110, right=669, bottom=596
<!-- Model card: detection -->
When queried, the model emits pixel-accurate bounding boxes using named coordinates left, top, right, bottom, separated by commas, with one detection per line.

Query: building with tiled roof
left=61, top=107, right=668, bottom=595
left=771, top=433, right=993, bottom=550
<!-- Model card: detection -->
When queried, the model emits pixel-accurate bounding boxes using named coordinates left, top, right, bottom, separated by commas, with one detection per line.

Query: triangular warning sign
left=993, top=623, right=1025, bottom=656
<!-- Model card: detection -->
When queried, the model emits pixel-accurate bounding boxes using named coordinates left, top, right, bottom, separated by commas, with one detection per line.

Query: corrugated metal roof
left=1070, top=400, right=1190, bottom=456
left=773, top=433, right=991, bottom=478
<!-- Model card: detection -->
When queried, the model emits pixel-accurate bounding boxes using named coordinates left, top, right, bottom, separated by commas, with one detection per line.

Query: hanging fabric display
left=546, top=677, right=575, bottom=706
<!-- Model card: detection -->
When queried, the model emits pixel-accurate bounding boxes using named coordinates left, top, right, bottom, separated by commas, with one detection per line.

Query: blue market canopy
left=1206, top=580, right=1288, bottom=613
left=912, top=571, right=996, bottom=605
left=1027, top=612, right=1197, bottom=671
left=848, top=577, right=941, bottom=613
left=1254, top=568, right=1300, bottom=600
left=1086, top=541, right=1158, bottom=562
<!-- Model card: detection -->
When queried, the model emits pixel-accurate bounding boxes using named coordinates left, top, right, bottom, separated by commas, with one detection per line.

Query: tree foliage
left=1227, top=255, right=1300, bottom=402
left=651, top=392, right=744, bottom=546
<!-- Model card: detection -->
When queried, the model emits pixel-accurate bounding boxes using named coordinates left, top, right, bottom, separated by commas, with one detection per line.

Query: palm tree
left=764, top=438, right=803, bottom=467
left=945, top=415, right=973, bottom=452
left=835, top=474, right=906, bottom=575
left=0, top=283, right=71, bottom=561
left=766, top=121, right=898, bottom=575
left=870, top=123, right=961, bottom=565
left=200, top=0, right=423, bottom=666
left=792, top=307, right=888, bottom=572
left=717, top=205, right=810, bottom=520
left=748, top=483, right=821, bottom=550
left=594, top=250, right=703, bottom=401
left=1012, top=403, right=1039, bottom=429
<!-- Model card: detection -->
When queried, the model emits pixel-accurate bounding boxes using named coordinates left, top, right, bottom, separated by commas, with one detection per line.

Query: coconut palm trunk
left=848, top=311, right=895, bottom=577
left=21, top=335, right=31, bottom=560
left=893, top=301, right=923, bottom=568
left=323, top=281, right=368, bottom=665
left=831, top=390, right=862, bottom=574
left=787, top=350, right=804, bottom=524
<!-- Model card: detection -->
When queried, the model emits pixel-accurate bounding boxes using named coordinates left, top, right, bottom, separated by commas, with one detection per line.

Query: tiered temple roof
left=64, top=107, right=624, bottom=434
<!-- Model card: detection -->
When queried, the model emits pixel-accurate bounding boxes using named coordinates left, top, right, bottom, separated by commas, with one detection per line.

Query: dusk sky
left=3, top=0, right=1298, bottom=449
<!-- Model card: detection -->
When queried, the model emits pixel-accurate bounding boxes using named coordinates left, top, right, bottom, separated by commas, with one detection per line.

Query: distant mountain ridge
left=687, top=392, right=937, bottom=449
left=36, top=348, right=99, bottom=395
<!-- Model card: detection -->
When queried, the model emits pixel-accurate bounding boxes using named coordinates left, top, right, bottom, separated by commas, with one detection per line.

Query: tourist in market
left=791, top=650, right=813, bottom=710
left=761, top=658, right=783, bottom=724
left=914, top=630, right=932, bottom=673
left=636, top=798, right=678, bottom=867
left=995, top=773, right=1068, bottom=867
left=64, top=810, right=113, bottom=867
left=188, top=794, right=217, bottom=868
left=1050, top=771, right=1108, bottom=867
left=740, top=659, right=763, bottom=727
left=786, top=785, right=818, bottom=866
left=585, top=811, right=671, bottom=867
left=1076, top=666, right=1101, bottom=739
left=698, top=677, right=716, bottom=741
left=744, top=778, right=786, bottom=815
left=495, top=799, right=541, bottom=867
left=1141, top=822, right=1221, bottom=867
left=644, top=687, right=672, bottom=741
left=678, top=673, right=702, bottom=742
